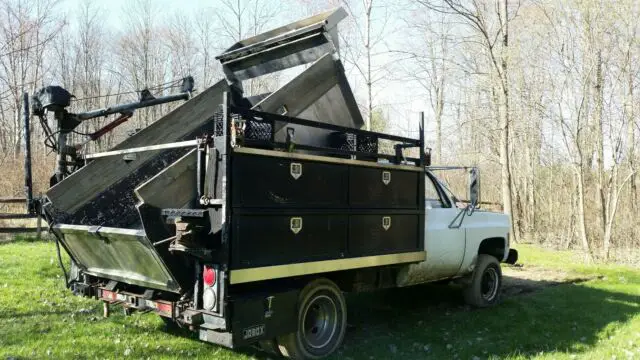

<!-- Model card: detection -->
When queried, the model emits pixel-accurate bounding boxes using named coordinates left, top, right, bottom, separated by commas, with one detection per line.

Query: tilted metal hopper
left=46, top=8, right=364, bottom=293
left=217, top=7, right=346, bottom=82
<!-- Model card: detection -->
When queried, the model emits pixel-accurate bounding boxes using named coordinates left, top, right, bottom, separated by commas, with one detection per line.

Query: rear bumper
left=199, top=328, right=235, bottom=348
left=98, top=288, right=176, bottom=318
left=71, top=280, right=296, bottom=349
left=505, top=249, right=518, bottom=264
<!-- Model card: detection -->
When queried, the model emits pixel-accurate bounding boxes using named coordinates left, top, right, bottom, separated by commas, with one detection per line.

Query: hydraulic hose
left=49, top=223, right=69, bottom=288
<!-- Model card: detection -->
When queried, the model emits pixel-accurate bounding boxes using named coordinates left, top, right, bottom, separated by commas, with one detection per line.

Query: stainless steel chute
left=217, top=7, right=347, bottom=81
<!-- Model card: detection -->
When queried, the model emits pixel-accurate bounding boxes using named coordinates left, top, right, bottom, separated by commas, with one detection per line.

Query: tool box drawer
left=231, top=213, right=347, bottom=268
left=232, top=154, right=348, bottom=208
left=349, top=167, right=419, bottom=209
left=348, top=214, right=420, bottom=256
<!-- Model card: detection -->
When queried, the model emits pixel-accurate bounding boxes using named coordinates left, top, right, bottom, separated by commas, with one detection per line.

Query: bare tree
left=214, top=0, right=280, bottom=96
left=339, top=0, right=395, bottom=131
left=116, top=0, right=169, bottom=128
left=0, top=0, right=61, bottom=154
left=395, top=7, right=453, bottom=163
left=193, top=8, right=225, bottom=89
left=418, top=0, right=518, bottom=241
left=164, top=13, right=197, bottom=85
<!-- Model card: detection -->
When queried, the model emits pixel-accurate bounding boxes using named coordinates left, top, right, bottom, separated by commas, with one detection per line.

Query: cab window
left=425, top=175, right=448, bottom=209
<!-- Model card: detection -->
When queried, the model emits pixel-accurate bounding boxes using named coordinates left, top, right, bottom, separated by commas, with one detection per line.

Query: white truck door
left=396, top=174, right=466, bottom=285
left=422, top=174, right=466, bottom=280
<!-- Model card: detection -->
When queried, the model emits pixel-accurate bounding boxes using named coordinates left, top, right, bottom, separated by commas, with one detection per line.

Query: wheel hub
left=302, top=294, right=338, bottom=349
left=481, top=267, right=499, bottom=300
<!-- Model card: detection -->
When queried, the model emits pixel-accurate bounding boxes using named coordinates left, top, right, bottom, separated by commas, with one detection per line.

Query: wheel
left=277, top=278, right=347, bottom=359
left=464, top=254, right=502, bottom=307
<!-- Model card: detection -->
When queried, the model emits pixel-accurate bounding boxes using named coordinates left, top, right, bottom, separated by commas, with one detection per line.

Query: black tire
left=277, top=278, right=347, bottom=359
left=464, top=254, right=502, bottom=307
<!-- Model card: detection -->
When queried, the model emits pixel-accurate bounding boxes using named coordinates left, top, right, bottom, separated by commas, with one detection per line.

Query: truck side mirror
left=469, top=167, right=479, bottom=209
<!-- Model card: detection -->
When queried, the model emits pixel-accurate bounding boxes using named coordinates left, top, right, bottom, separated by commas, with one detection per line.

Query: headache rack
left=227, top=106, right=426, bottom=165
left=83, top=93, right=427, bottom=167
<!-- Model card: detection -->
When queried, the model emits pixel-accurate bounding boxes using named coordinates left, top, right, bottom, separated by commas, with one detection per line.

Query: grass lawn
left=0, top=240, right=638, bottom=359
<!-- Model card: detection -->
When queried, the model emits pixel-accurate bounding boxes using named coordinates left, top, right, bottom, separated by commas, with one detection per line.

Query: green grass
left=0, top=241, right=638, bottom=359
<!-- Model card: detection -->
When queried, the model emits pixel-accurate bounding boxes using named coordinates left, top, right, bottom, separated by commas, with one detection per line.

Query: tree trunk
left=626, top=69, right=637, bottom=213
left=594, top=51, right=607, bottom=240
left=602, top=165, right=617, bottom=260
left=575, top=166, right=593, bottom=262
left=435, top=84, right=444, bottom=163
left=499, top=90, right=516, bottom=242
left=498, top=0, right=517, bottom=243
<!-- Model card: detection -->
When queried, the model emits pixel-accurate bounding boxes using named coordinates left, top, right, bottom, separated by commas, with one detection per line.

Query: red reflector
left=203, top=266, right=216, bottom=287
left=102, top=290, right=117, bottom=301
left=156, top=302, right=172, bottom=315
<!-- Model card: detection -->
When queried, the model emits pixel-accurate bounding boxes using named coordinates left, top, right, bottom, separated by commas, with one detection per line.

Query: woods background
left=0, top=0, right=638, bottom=263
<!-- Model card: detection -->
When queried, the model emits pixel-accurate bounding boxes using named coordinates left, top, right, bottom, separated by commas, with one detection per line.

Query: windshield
left=436, top=177, right=460, bottom=203
left=425, top=169, right=467, bottom=208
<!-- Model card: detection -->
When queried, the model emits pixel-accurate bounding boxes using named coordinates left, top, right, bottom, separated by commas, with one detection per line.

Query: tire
left=277, top=278, right=347, bottom=359
left=463, top=254, right=502, bottom=307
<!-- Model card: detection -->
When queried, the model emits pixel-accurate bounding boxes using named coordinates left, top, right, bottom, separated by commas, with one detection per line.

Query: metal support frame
left=54, top=110, right=68, bottom=183
left=234, top=107, right=420, bottom=145
left=83, top=140, right=199, bottom=159
left=0, top=93, right=42, bottom=237
left=76, top=92, right=191, bottom=121
left=231, top=105, right=423, bottom=166
left=33, top=77, right=194, bottom=183
left=23, top=93, right=33, bottom=213
left=196, top=136, right=211, bottom=201
left=417, top=112, right=426, bottom=251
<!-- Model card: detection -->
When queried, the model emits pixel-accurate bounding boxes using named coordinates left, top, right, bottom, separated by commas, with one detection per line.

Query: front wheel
left=277, top=278, right=347, bottom=359
left=463, top=254, right=502, bottom=307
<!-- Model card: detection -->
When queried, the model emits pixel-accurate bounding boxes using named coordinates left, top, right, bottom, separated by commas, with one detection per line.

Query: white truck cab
left=398, top=168, right=516, bottom=307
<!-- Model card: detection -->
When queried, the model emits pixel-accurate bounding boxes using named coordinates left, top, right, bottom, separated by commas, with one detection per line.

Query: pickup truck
left=37, top=9, right=517, bottom=360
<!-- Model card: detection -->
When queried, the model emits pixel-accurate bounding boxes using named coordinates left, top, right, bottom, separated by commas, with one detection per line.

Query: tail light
left=202, top=265, right=218, bottom=312
left=203, top=266, right=216, bottom=287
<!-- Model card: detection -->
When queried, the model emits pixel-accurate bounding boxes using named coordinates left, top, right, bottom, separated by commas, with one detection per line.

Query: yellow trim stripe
left=234, top=147, right=424, bottom=172
left=230, top=251, right=426, bottom=284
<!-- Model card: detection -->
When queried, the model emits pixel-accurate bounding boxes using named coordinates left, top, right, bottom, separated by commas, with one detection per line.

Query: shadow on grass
left=2, top=275, right=635, bottom=360
left=229, top=276, right=637, bottom=359
left=0, top=309, right=74, bottom=320
left=328, top=277, right=638, bottom=359
left=0, top=235, right=48, bottom=245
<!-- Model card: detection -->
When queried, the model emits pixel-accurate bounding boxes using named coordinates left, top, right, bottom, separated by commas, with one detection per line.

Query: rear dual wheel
left=277, top=278, right=347, bottom=359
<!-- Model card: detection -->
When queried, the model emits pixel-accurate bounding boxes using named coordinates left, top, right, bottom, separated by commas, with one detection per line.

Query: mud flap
left=506, top=249, right=518, bottom=265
